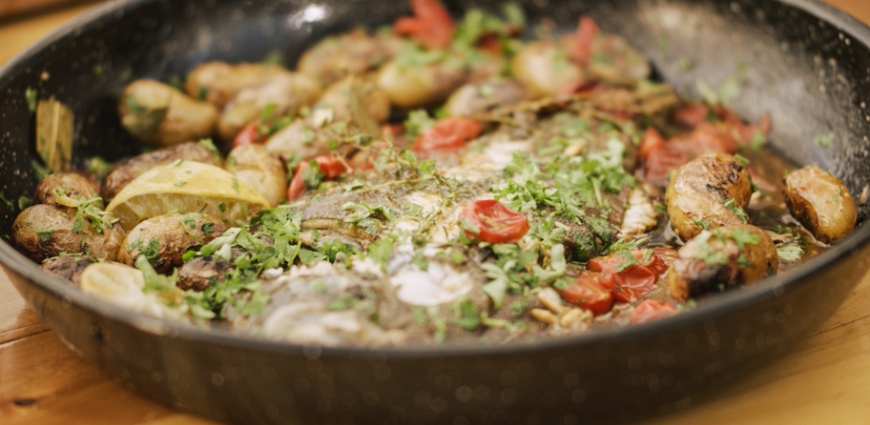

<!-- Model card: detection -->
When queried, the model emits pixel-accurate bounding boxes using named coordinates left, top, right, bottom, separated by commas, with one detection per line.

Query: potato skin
left=35, top=172, right=100, bottom=207
left=511, top=40, right=584, bottom=99
left=376, top=60, right=467, bottom=109
left=101, top=141, right=222, bottom=200
left=12, top=204, right=125, bottom=262
left=443, top=78, right=526, bottom=117
left=226, top=145, right=287, bottom=207
left=119, top=79, right=218, bottom=146
left=665, top=152, right=752, bottom=240
left=178, top=255, right=235, bottom=291
left=783, top=166, right=857, bottom=244
left=217, top=72, right=322, bottom=141
left=298, top=29, right=405, bottom=86
left=118, top=213, right=227, bottom=274
left=40, top=255, right=95, bottom=285
left=185, top=62, right=287, bottom=107
left=667, top=224, right=778, bottom=301
left=317, top=75, right=391, bottom=124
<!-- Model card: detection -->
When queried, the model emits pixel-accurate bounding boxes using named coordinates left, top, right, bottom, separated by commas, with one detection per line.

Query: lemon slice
left=106, top=161, right=270, bottom=231
left=79, top=262, right=187, bottom=321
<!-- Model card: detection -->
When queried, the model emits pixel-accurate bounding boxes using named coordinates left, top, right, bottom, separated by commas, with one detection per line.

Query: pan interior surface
left=1, top=0, right=870, bottom=423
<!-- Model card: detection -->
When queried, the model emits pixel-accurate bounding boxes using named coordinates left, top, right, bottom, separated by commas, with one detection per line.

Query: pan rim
left=1, top=0, right=869, bottom=360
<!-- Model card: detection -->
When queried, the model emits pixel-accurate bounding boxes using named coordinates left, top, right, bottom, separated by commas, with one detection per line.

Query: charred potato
left=298, top=29, right=405, bottom=86
left=101, top=141, right=223, bottom=200
left=119, top=79, right=219, bottom=146
left=226, top=145, right=287, bottom=207
left=185, top=62, right=287, bottom=107
left=443, top=78, right=527, bottom=117
left=665, top=152, right=752, bottom=240
left=783, top=166, right=857, bottom=244
left=40, top=255, right=96, bottom=285
left=118, top=213, right=227, bottom=274
left=217, top=72, right=322, bottom=141
left=667, top=224, right=778, bottom=301
left=35, top=173, right=100, bottom=207
left=178, top=254, right=236, bottom=291
left=12, top=204, right=125, bottom=262
left=511, top=40, right=584, bottom=98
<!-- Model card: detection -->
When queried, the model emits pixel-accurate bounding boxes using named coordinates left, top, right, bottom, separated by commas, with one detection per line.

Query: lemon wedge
left=79, top=262, right=188, bottom=321
left=106, top=160, right=270, bottom=231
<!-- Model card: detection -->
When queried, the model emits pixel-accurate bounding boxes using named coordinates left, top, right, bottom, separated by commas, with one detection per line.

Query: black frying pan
left=1, top=0, right=869, bottom=423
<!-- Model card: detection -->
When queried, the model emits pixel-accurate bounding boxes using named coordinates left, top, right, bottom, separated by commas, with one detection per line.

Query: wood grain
left=1, top=1, right=870, bottom=424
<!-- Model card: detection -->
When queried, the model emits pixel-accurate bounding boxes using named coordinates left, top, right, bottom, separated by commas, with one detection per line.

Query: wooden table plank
left=1, top=1, right=870, bottom=424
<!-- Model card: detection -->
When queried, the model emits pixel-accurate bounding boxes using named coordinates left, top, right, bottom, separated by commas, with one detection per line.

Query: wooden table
left=2, top=1, right=870, bottom=424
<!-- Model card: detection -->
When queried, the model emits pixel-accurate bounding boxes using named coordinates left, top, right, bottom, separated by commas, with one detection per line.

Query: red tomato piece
left=569, top=16, right=600, bottom=65
left=233, top=121, right=267, bottom=147
left=629, top=300, right=677, bottom=325
left=643, top=145, right=689, bottom=181
left=314, top=156, right=350, bottom=179
left=459, top=200, right=529, bottom=244
left=672, top=104, right=710, bottom=127
left=286, top=156, right=351, bottom=201
left=412, top=117, right=483, bottom=153
left=639, top=127, right=666, bottom=160
left=587, top=249, right=664, bottom=275
left=394, top=0, right=456, bottom=50
left=559, top=271, right=615, bottom=315
left=287, top=165, right=308, bottom=201
left=651, top=248, right=677, bottom=271
left=609, top=265, right=657, bottom=303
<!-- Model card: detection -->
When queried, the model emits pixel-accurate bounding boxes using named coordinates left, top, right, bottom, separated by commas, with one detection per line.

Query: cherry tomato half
left=286, top=156, right=350, bottom=201
left=559, top=271, right=615, bottom=315
left=413, top=117, right=483, bottom=154
left=609, top=265, right=656, bottom=303
left=588, top=249, right=665, bottom=275
left=643, top=145, right=689, bottom=181
left=459, top=200, right=529, bottom=244
left=393, top=0, right=455, bottom=50
left=629, top=300, right=677, bottom=325
left=233, top=121, right=267, bottom=147
left=569, top=16, right=600, bottom=65
left=639, top=127, right=666, bottom=161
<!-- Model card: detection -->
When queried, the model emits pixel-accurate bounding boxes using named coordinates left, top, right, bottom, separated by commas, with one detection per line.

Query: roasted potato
left=581, top=34, right=650, bottom=86
left=443, top=78, right=527, bottom=117
left=226, top=145, right=287, bottom=207
left=35, top=172, right=100, bottom=207
left=264, top=118, right=331, bottom=161
left=119, top=79, right=219, bottom=146
left=665, top=152, right=752, bottom=240
left=376, top=60, right=468, bottom=109
left=217, top=72, right=322, bottom=141
left=40, top=255, right=96, bottom=285
left=511, top=40, right=584, bottom=98
left=185, top=62, right=287, bottom=107
left=317, top=75, right=391, bottom=124
left=667, top=224, right=778, bottom=301
left=12, top=204, right=125, bottom=262
left=118, top=213, right=227, bottom=274
left=101, top=141, right=223, bottom=200
left=298, top=29, right=405, bottom=86
left=178, top=254, right=237, bottom=291
left=783, top=166, right=857, bottom=244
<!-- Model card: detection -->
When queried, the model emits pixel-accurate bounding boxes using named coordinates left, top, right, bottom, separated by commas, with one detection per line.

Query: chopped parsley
left=25, top=88, right=38, bottom=112
left=813, top=132, right=833, bottom=148
left=777, top=243, right=804, bottom=262
left=721, top=198, right=749, bottom=223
